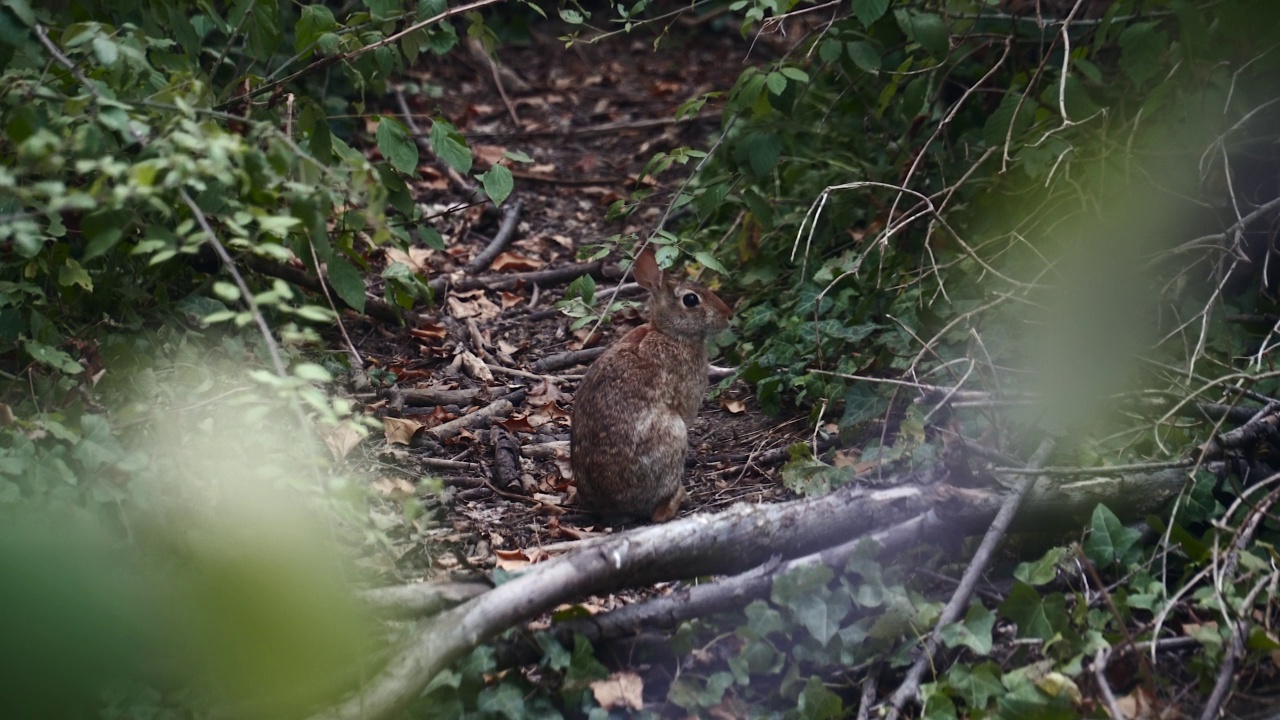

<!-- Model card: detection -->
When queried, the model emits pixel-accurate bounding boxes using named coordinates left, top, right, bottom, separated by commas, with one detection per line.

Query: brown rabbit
left=570, top=246, right=733, bottom=523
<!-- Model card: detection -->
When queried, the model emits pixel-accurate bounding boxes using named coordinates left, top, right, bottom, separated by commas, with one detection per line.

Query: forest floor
left=340, top=22, right=809, bottom=584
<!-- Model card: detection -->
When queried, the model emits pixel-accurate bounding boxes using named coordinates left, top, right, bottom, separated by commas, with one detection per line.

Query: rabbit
left=570, top=246, right=733, bottom=523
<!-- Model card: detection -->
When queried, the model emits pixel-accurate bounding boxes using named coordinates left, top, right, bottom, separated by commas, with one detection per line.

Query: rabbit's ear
left=633, top=246, right=663, bottom=291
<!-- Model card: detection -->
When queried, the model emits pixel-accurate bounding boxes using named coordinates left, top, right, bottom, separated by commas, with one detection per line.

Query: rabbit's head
left=633, top=247, right=732, bottom=340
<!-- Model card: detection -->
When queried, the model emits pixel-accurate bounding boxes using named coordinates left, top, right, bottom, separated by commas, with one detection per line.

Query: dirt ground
left=343, top=19, right=811, bottom=582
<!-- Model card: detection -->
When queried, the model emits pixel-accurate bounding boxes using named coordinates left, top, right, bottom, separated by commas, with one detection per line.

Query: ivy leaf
left=1083, top=503, right=1141, bottom=566
left=1014, top=546, right=1065, bottom=586
left=938, top=601, right=994, bottom=656
left=947, top=661, right=1003, bottom=711
left=797, top=676, right=843, bottom=719
left=854, top=0, right=890, bottom=27
left=327, top=257, right=366, bottom=313
left=478, top=163, right=513, bottom=205
left=429, top=118, right=472, bottom=174
left=376, top=118, right=419, bottom=175
left=1000, top=582, right=1066, bottom=641
left=772, top=564, right=849, bottom=645
left=475, top=682, right=524, bottom=720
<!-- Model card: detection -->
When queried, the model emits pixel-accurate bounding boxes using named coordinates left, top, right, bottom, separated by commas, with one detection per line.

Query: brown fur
left=570, top=247, right=732, bottom=522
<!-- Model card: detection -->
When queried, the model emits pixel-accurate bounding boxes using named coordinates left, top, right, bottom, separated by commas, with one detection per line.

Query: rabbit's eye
left=682, top=293, right=700, bottom=308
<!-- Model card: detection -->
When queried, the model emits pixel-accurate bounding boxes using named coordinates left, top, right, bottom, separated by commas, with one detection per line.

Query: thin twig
left=886, top=438, right=1056, bottom=718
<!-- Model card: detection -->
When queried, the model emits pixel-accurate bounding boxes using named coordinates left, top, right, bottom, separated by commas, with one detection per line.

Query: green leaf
left=772, top=564, right=849, bottom=645
left=737, top=132, right=780, bottom=177
left=376, top=118, right=420, bottom=175
left=780, top=67, right=809, bottom=83
left=475, top=682, right=525, bottom=720
left=365, top=0, right=398, bottom=20
left=295, top=5, right=336, bottom=54
left=1119, top=21, right=1166, bottom=86
left=947, top=661, right=1003, bottom=711
left=418, top=226, right=446, bottom=251
left=765, top=71, right=787, bottom=95
left=57, top=258, right=92, bottom=291
left=91, top=35, right=119, bottom=66
left=894, top=9, right=949, bottom=58
left=559, top=8, right=583, bottom=24
left=1000, top=582, right=1066, bottom=641
left=429, top=118, right=472, bottom=174
left=693, top=251, right=728, bottom=276
left=846, top=41, right=881, bottom=73
left=938, top=601, right=994, bottom=656
left=797, top=675, right=843, bottom=719
left=2, top=0, right=35, bottom=26
left=478, top=164, right=513, bottom=205
left=24, top=341, right=83, bottom=374
left=1014, top=547, right=1065, bottom=586
left=1083, top=503, right=1141, bottom=566
left=853, top=0, right=890, bottom=27
left=327, top=257, right=366, bottom=313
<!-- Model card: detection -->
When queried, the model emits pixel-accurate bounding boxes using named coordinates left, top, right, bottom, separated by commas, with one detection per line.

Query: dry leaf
left=497, top=339, right=519, bottom=355
left=831, top=450, right=858, bottom=469
left=499, top=291, right=524, bottom=309
left=410, top=322, right=449, bottom=341
left=420, top=405, right=455, bottom=429
left=447, top=292, right=501, bottom=321
left=494, top=548, right=529, bottom=571
left=0, top=403, right=13, bottom=426
left=458, top=350, right=494, bottom=383
left=529, top=163, right=557, bottom=174
left=383, top=417, right=424, bottom=445
left=590, top=671, right=644, bottom=711
left=527, top=403, right=570, bottom=427
left=321, top=420, right=365, bottom=461
left=720, top=398, right=746, bottom=414
left=490, top=251, right=543, bottom=273
left=473, top=144, right=507, bottom=167
left=527, top=379, right=571, bottom=407
left=386, top=246, right=432, bottom=275
left=499, top=415, right=539, bottom=433
left=371, top=476, right=416, bottom=499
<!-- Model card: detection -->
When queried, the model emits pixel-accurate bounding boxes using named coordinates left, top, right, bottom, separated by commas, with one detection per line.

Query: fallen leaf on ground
left=527, top=379, right=571, bottom=406
left=473, top=144, right=507, bottom=167
left=499, top=291, right=524, bottom=309
left=420, top=405, right=455, bottom=429
left=591, top=671, right=644, bottom=711
left=385, top=246, right=432, bottom=275
left=321, top=420, right=365, bottom=461
left=498, top=414, right=538, bottom=433
left=458, top=349, right=494, bottom=383
left=490, top=251, right=543, bottom=273
left=410, top=322, right=448, bottom=341
left=371, top=476, right=416, bottom=499
left=447, top=290, right=501, bottom=321
left=383, top=417, right=424, bottom=445
left=527, top=403, right=570, bottom=427
left=495, top=548, right=529, bottom=571
left=720, top=398, right=746, bottom=413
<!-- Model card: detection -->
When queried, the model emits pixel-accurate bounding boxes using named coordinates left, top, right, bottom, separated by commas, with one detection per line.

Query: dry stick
left=416, top=457, right=481, bottom=472
left=1199, top=573, right=1274, bottom=720
left=395, top=387, right=482, bottom=406
left=885, top=438, right=1057, bottom=718
left=463, top=200, right=524, bottom=274
left=1092, top=647, right=1127, bottom=720
left=309, top=482, right=933, bottom=720
left=362, top=581, right=492, bottom=620
left=531, top=347, right=607, bottom=373
left=426, top=398, right=514, bottom=441
left=428, top=260, right=622, bottom=296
